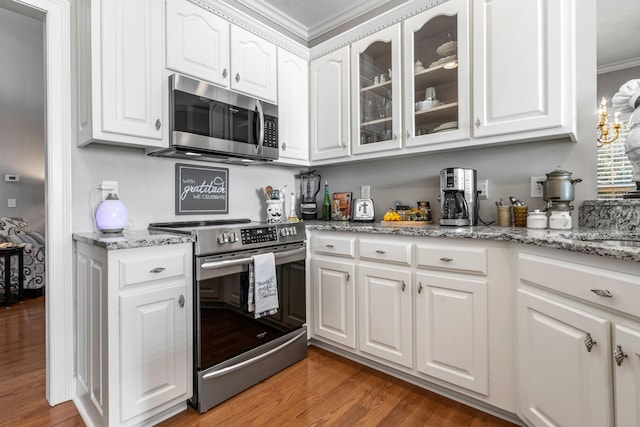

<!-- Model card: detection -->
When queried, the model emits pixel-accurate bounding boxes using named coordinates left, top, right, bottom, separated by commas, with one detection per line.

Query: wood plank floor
left=1, top=297, right=517, bottom=426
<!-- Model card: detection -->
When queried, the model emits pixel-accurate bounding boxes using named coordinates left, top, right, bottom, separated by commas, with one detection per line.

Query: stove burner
left=149, top=219, right=251, bottom=228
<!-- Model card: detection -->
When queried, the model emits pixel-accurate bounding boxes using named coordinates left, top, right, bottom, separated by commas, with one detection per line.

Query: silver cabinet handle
left=341, top=141, right=347, bottom=148
left=406, top=130, right=411, bottom=140
left=393, top=134, right=398, bottom=141
left=401, top=280, right=406, bottom=292
left=149, top=267, right=166, bottom=273
left=440, top=257, right=453, bottom=262
left=282, top=142, right=287, bottom=151
left=376, top=250, right=386, bottom=254
left=475, top=118, right=481, bottom=128
left=418, top=282, right=423, bottom=294
left=155, top=119, right=161, bottom=130
left=326, top=244, right=334, bottom=248
left=584, top=333, right=597, bottom=352
left=590, top=289, right=613, bottom=298
left=222, top=68, right=228, bottom=78
left=178, top=295, right=185, bottom=308
left=235, top=73, right=240, bottom=82
left=614, top=345, right=628, bottom=366
left=345, top=272, right=350, bottom=282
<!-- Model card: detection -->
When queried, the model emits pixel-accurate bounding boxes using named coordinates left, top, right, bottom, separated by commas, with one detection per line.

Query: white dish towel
left=249, top=252, right=278, bottom=319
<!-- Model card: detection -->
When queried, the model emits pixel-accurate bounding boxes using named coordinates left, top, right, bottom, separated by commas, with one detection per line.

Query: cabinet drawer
left=359, top=238, right=412, bottom=266
left=312, top=234, right=356, bottom=258
left=519, top=252, right=640, bottom=318
left=416, top=244, right=487, bottom=275
left=119, top=253, right=185, bottom=287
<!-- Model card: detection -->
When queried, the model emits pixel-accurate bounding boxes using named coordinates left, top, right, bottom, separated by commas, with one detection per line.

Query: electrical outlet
left=8, top=198, right=16, bottom=208
left=100, top=180, right=118, bottom=200
left=531, top=176, right=546, bottom=197
left=477, top=179, right=489, bottom=200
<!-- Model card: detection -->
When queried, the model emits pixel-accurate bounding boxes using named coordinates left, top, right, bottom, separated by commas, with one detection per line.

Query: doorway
left=0, top=0, right=73, bottom=406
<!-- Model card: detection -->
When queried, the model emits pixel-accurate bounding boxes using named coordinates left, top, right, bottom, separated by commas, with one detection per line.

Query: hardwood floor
left=1, top=297, right=516, bottom=426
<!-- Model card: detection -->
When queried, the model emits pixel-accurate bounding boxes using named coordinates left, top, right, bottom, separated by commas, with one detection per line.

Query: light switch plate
left=531, top=176, right=546, bottom=197
left=477, top=179, right=488, bottom=200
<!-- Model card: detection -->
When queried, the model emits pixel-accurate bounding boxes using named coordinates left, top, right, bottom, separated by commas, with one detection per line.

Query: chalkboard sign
left=175, top=163, right=228, bottom=215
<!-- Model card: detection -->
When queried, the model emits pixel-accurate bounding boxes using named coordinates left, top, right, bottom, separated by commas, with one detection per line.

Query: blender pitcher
left=296, top=170, right=321, bottom=220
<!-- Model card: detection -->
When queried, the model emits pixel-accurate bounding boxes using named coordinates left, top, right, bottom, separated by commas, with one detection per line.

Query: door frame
left=2, top=0, right=73, bottom=405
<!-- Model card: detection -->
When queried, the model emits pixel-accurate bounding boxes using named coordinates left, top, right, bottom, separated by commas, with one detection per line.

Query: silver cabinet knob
left=149, top=267, right=166, bottom=274
left=282, top=142, right=287, bottom=151
left=375, top=250, right=386, bottom=254
left=235, top=73, right=240, bottom=82
left=614, top=345, right=628, bottom=366
left=326, top=244, right=334, bottom=248
left=584, top=333, right=597, bottom=352
left=222, top=68, right=228, bottom=78
left=178, top=295, right=185, bottom=308
left=440, top=257, right=453, bottom=262
left=475, top=118, right=481, bottom=128
left=406, top=130, right=411, bottom=140
left=590, top=289, right=613, bottom=298
left=401, top=280, right=406, bottom=292
left=418, top=282, right=423, bottom=294
left=345, top=272, right=350, bottom=282
left=155, top=119, right=161, bottom=130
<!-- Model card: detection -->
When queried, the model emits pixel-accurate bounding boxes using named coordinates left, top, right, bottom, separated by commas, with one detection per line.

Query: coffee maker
left=440, top=168, right=477, bottom=226
left=296, top=170, right=321, bottom=220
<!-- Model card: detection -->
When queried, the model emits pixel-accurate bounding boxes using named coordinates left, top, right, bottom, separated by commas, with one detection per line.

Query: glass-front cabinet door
left=351, top=24, right=402, bottom=155
left=403, top=0, right=469, bottom=147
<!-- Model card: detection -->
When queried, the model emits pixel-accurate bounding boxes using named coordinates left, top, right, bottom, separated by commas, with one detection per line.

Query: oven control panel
left=240, top=226, right=278, bottom=245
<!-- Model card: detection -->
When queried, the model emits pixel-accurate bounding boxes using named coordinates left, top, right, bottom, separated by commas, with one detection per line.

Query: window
left=597, top=123, right=635, bottom=198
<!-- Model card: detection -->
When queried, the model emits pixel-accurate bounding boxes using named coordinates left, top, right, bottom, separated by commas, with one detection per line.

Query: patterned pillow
left=0, top=217, right=30, bottom=235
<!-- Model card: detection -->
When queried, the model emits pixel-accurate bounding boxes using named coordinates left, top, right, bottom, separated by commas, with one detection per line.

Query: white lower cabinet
left=311, top=258, right=356, bottom=349
left=516, top=249, right=640, bottom=427
left=415, top=271, right=488, bottom=395
left=74, top=242, right=193, bottom=427
left=358, top=265, right=412, bottom=368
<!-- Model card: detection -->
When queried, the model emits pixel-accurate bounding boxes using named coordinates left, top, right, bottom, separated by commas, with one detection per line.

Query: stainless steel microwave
left=148, top=74, right=278, bottom=163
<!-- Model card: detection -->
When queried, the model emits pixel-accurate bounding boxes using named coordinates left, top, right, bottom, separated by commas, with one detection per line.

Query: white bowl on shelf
left=436, top=41, right=457, bottom=57
left=415, top=99, right=440, bottom=111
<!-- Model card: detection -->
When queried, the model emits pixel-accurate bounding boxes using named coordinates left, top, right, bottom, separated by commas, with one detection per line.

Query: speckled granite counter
left=579, top=199, right=640, bottom=231
left=305, top=221, right=640, bottom=263
left=73, top=230, right=195, bottom=250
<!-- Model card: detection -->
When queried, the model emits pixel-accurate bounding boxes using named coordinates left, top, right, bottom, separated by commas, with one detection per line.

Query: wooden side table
left=0, top=244, right=24, bottom=308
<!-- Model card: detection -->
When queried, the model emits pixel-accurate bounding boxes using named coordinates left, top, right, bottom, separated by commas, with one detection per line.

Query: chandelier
left=597, top=96, right=621, bottom=146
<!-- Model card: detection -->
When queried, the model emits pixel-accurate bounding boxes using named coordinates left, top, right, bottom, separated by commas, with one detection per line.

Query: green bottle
left=321, top=180, right=331, bottom=220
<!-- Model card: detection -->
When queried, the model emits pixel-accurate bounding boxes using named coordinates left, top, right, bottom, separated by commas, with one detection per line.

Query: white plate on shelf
left=433, top=121, right=458, bottom=133
left=429, top=55, right=457, bottom=68
left=436, top=41, right=457, bottom=57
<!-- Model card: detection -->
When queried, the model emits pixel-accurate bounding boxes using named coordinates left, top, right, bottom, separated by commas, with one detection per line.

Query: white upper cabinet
left=472, top=0, right=574, bottom=139
left=165, top=0, right=277, bottom=103
left=351, top=24, right=403, bottom=155
left=277, top=48, right=309, bottom=164
left=310, top=46, right=351, bottom=161
left=76, top=0, right=165, bottom=147
left=403, top=0, right=470, bottom=147
left=166, top=0, right=230, bottom=88
left=230, top=26, right=278, bottom=103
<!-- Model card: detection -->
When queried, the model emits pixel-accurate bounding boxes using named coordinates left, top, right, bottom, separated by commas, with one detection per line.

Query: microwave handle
left=255, top=99, right=264, bottom=152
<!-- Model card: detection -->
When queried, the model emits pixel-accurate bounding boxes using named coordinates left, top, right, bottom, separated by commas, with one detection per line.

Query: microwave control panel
left=263, top=117, right=278, bottom=149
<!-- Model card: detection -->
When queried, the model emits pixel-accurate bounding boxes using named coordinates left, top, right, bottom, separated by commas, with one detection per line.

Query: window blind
left=597, top=124, right=635, bottom=198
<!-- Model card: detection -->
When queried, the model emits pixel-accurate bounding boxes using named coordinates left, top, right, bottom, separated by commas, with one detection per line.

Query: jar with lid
left=527, top=210, right=548, bottom=229
left=548, top=210, right=572, bottom=230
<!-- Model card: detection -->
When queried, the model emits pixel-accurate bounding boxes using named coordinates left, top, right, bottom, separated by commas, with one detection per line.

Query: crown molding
left=598, top=56, right=640, bottom=75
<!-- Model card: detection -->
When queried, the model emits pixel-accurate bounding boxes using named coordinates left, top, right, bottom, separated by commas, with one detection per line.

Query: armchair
left=0, top=217, right=46, bottom=292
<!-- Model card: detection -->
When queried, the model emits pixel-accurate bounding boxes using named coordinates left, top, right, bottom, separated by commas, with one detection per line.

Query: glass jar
left=527, top=209, right=548, bottom=229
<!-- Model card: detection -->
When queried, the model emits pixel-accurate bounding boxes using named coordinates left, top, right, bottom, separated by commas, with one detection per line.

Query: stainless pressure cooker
left=538, top=168, right=582, bottom=208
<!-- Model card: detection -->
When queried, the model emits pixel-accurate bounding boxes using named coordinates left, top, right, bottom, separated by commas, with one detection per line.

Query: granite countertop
left=73, top=229, right=195, bottom=250
left=305, top=221, right=640, bottom=263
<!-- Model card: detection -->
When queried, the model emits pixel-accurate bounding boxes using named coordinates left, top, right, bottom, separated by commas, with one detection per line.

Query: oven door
left=192, top=242, right=307, bottom=412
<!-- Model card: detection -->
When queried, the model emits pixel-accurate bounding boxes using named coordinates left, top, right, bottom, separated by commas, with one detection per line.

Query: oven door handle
left=202, top=329, right=307, bottom=380
left=200, top=247, right=305, bottom=270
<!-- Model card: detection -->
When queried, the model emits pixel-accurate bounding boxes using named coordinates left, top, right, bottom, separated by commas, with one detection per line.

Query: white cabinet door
left=230, top=25, right=277, bottom=103
left=351, top=24, right=402, bottom=155
left=277, top=48, right=309, bottom=163
left=120, top=283, right=189, bottom=422
left=166, top=0, right=230, bottom=88
left=472, top=0, right=570, bottom=138
left=100, top=0, right=164, bottom=141
left=613, top=324, right=640, bottom=427
left=311, top=258, right=356, bottom=349
left=403, top=0, right=470, bottom=146
left=310, top=46, right=351, bottom=161
left=415, top=271, right=488, bottom=395
left=358, top=265, right=412, bottom=368
left=517, top=288, right=613, bottom=427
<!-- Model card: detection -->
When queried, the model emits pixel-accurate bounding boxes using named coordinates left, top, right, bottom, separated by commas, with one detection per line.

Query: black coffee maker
left=439, top=168, right=477, bottom=226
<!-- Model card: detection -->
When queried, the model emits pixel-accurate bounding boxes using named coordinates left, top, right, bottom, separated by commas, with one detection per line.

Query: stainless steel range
left=148, top=219, right=307, bottom=413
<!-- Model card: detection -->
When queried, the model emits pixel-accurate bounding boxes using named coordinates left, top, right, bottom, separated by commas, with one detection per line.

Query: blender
left=296, top=170, right=321, bottom=220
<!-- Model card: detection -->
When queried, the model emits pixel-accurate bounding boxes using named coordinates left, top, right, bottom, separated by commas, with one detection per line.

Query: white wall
left=0, top=7, right=45, bottom=232
left=71, top=143, right=301, bottom=232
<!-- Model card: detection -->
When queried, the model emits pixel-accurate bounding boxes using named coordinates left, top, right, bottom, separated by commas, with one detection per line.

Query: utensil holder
left=513, top=205, right=528, bottom=227
left=497, top=206, right=511, bottom=227
left=266, top=199, right=283, bottom=223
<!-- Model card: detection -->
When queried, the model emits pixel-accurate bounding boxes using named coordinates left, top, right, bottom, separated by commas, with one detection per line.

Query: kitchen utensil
left=264, top=185, right=273, bottom=200
left=538, top=168, right=582, bottom=210
left=509, top=196, right=524, bottom=206
left=266, top=199, right=283, bottom=223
